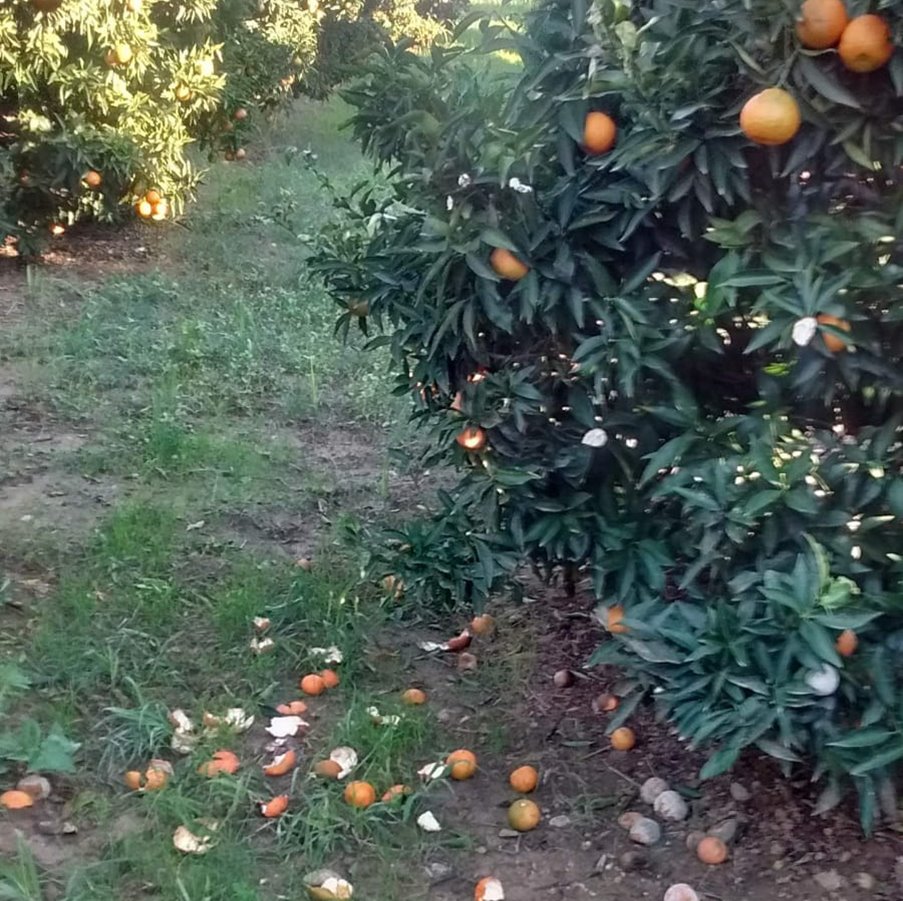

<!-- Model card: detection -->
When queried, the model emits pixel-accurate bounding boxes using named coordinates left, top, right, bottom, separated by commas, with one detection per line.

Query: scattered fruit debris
left=172, top=821, right=218, bottom=855
left=266, top=715, right=308, bottom=738
left=198, top=750, right=240, bottom=777
left=416, top=810, right=442, bottom=832
left=259, top=794, right=289, bottom=817
left=263, top=750, right=297, bottom=777
left=0, top=790, right=34, bottom=810
left=304, top=869, right=354, bottom=899
left=475, top=876, right=505, bottom=901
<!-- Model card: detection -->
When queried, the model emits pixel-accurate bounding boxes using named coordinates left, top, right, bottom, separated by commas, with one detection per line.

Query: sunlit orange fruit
left=606, top=604, right=628, bottom=634
left=84, top=170, right=102, bottom=189
left=145, top=189, right=161, bottom=205
left=446, top=749, right=477, bottom=781
left=343, top=781, right=377, bottom=808
left=740, top=88, right=801, bottom=146
left=456, top=426, right=487, bottom=452
left=136, top=200, right=153, bottom=218
left=175, top=84, right=192, bottom=102
left=610, top=727, right=636, bottom=751
left=470, top=614, right=495, bottom=636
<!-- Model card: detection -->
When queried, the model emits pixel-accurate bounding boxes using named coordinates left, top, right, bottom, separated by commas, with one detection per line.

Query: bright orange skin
left=507, top=798, right=541, bottom=831
left=697, top=835, right=729, bottom=864
left=582, top=111, right=617, bottom=154
left=320, top=669, right=340, bottom=689
left=470, top=614, right=495, bottom=636
left=456, top=426, right=487, bottom=452
left=145, top=190, right=162, bottom=205
left=796, top=0, right=848, bottom=49
left=509, top=765, right=539, bottom=793
left=260, top=794, right=289, bottom=817
left=0, top=790, right=34, bottom=810
left=198, top=749, right=240, bottom=777
left=836, top=628, right=858, bottom=657
left=343, top=781, right=377, bottom=808
left=263, top=750, right=297, bottom=777
left=402, top=688, right=427, bottom=705
left=275, top=700, right=308, bottom=715
left=740, top=88, right=801, bottom=146
left=300, top=674, right=327, bottom=696
left=446, top=749, right=478, bottom=780
left=606, top=604, right=628, bottom=634
left=610, top=727, right=636, bottom=751
left=816, top=314, right=851, bottom=352
left=838, top=14, right=894, bottom=72
left=489, top=247, right=529, bottom=281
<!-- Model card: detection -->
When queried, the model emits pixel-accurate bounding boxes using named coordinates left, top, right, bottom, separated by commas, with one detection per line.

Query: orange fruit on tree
left=795, top=0, right=848, bottom=49
left=838, top=14, right=894, bottom=72
left=343, top=780, right=377, bottom=808
left=456, top=426, right=487, bottom=452
left=84, top=170, right=102, bottom=189
left=313, top=759, right=342, bottom=779
left=0, top=790, right=34, bottom=810
left=507, top=798, right=541, bottom=831
left=606, top=604, right=628, bottom=634
left=697, top=835, right=729, bottom=864
left=112, top=43, right=132, bottom=65
left=470, top=613, right=495, bottom=636
left=402, top=688, right=427, bottom=705
left=509, top=765, right=539, bottom=793
left=145, top=189, right=161, bottom=205
left=151, top=200, right=168, bottom=221
left=175, top=84, right=192, bottom=102
left=740, top=88, right=801, bottom=146
left=489, top=247, right=529, bottom=281
left=836, top=628, right=858, bottom=657
left=275, top=700, right=308, bottom=715
left=300, top=673, right=327, bottom=696
left=320, top=669, right=340, bottom=689
left=816, top=313, right=851, bottom=352
left=381, top=784, right=411, bottom=803
left=446, top=748, right=478, bottom=780
left=582, top=111, right=617, bottom=154
left=610, top=727, right=636, bottom=751
left=136, top=199, right=154, bottom=219
left=198, top=749, right=240, bottom=777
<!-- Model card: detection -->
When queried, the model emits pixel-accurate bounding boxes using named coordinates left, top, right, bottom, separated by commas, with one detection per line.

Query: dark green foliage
left=311, top=0, right=903, bottom=829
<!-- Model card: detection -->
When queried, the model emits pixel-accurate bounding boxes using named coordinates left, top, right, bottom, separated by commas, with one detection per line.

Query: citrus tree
left=311, top=0, right=903, bottom=829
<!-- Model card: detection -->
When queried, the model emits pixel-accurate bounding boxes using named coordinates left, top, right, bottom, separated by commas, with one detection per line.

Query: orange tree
left=311, top=0, right=903, bottom=828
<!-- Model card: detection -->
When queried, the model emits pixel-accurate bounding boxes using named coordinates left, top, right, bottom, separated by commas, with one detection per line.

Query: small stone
left=812, top=870, right=844, bottom=892
left=708, top=817, right=739, bottom=845
left=549, top=815, right=571, bottom=828
left=593, top=853, right=609, bottom=873
left=475, top=846, right=487, bottom=855
left=854, top=873, right=876, bottom=891
left=640, top=777, right=670, bottom=805
left=628, top=817, right=661, bottom=846
left=498, top=829, right=520, bottom=839
left=617, top=811, right=643, bottom=830
left=686, top=831, right=705, bottom=852
left=619, top=850, right=649, bottom=871
left=653, top=790, right=689, bottom=822
left=730, top=782, right=751, bottom=802
left=424, top=861, right=453, bottom=883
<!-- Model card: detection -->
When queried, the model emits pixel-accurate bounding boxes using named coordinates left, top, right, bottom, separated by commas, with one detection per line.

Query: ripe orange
left=836, top=628, right=858, bottom=657
left=456, top=426, right=487, bottom=452
left=838, top=14, right=894, bottom=72
left=816, top=313, right=851, bottom=352
left=198, top=749, right=240, bottom=777
left=300, top=674, right=327, bottom=696
left=381, top=784, right=411, bottom=803
left=343, top=780, right=377, bottom=808
left=489, top=247, right=529, bottom=281
left=0, top=790, right=34, bottom=810
left=697, top=835, right=728, bottom=864
left=740, top=88, right=801, bottom=146
left=145, top=189, right=161, bottom=205
left=610, top=727, right=636, bottom=751
left=175, top=84, right=192, bottom=103
left=582, top=111, right=617, bottom=155
left=509, top=765, right=539, bottom=793
left=402, top=688, right=427, bottom=705
left=136, top=199, right=153, bottom=218
left=446, top=748, right=478, bottom=780
left=260, top=794, right=289, bottom=817
left=313, top=759, right=342, bottom=779
left=795, top=0, right=848, bottom=49
left=507, top=798, right=541, bottom=831
left=263, top=750, right=297, bottom=777
left=151, top=200, right=168, bottom=221
left=606, top=604, right=628, bottom=634
left=84, top=170, right=102, bottom=189
left=470, top=613, right=495, bottom=636
left=320, top=669, right=340, bottom=689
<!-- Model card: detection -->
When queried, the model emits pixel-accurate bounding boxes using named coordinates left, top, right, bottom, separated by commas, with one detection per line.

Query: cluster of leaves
left=310, top=0, right=903, bottom=829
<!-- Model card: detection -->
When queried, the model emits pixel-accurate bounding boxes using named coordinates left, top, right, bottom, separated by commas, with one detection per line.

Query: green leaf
left=29, top=726, right=80, bottom=774
left=479, top=228, right=519, bottom=252
left=755, top=738, right=802, bottom=762
left=699, top=746, right=740, bottom=779
left=796, top=56, right=862, bottom=109
left=827, top=729, right=895, bottom=749
left=850, top=742, right=903, bottom=776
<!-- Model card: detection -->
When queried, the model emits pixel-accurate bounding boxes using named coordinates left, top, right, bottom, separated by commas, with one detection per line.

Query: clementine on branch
left=740, top=88, right=801, bottom=146
left=838, top=14, right=894, bottom=72
left=795, top=0, right=848, bottom=49
left=582, top=111, right=617, bottom=154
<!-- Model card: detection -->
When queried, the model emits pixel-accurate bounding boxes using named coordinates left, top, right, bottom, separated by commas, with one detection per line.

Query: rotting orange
left=381, top=784, right=411, bottom=803
left=697, top=835, right=729, bottom=864
left=595, top=692, right=620, bottom=713
left=470, top=613, right=495, bottom=636
left=606, top=604, right=628, bottom=634
left=198, top=749, right=240, bottom=777
left=740, top=88, right=801, bottom=146
left=343, top=780, right=377, bottom=808
left=320, top=669, right=340, bottom=689
left=300, top=674, right=327, bottom=696
left=610, top=727, right=636, bottom=751
left=795, top=0, right=848, bottom=49
left=84, top=170, right=102, bottom=189
left=489, top=247, right=529, bottom=281
left=276, top=700, right=308, bottom=715
left=263, top=750, right=297, bottom=777
left=474, top=876, right=506, bottom=901
left=402, top=688, right=427, bottom=705
left=456, top=426, right=487, bottom=452
left=836, top=628, right=858, bottom=657
left=838, top=14, right=894, bottom=72
left=582, top=111, right=617, bottom=155
left=816, top=313, right=851, bottom=352
left=507, top=798, right=541, bottom=832
left=260, top=794, right=289, bottom=817
left=509, top=765, right=539, bottom=794
left=313, top=759, right=342, bottom=779
left=446, top=749, right=478, bottom=780
left=0, top=790, right=34, bottom=810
